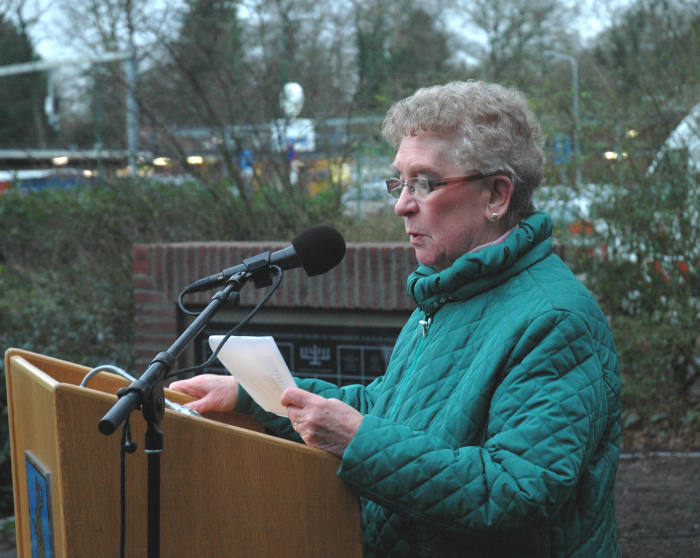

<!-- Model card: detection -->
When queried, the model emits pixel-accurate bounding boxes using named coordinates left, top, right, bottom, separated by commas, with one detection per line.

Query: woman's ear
left=484, top=176, right=514, bottom=223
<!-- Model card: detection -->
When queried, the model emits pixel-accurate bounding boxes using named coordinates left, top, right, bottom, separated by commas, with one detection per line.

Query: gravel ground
left=617, top=453, right=700, bottom=557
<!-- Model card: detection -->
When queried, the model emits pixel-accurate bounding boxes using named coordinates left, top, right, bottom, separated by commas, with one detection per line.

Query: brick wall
left=132, top=242, right=419, bottom=371
left=132, top=241, right=565, bottom=371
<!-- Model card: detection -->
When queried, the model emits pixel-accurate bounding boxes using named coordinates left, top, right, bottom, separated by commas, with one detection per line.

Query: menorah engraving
left=299, top=344, right=331, bottom=366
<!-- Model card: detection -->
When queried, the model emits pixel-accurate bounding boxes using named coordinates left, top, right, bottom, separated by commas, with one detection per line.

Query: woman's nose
left=394, top=185, right=418, bottom=217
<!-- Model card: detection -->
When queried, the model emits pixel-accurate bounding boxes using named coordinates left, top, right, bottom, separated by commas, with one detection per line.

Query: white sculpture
left=280, top=82, right=305, bottom=119
left=271, top=82, right=315, bottom=154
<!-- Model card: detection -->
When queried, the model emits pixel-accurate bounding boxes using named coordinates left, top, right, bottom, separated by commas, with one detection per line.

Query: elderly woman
left=171, top=81, right=621, bottom=558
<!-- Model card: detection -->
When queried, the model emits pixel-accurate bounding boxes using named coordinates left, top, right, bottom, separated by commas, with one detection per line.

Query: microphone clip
left=243, top=251, right=273, bottom=289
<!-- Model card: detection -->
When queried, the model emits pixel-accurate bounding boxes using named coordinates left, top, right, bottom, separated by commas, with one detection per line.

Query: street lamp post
left=544, top=50, right=581, bottom=188
left=125, top=48, right=139, bottom=176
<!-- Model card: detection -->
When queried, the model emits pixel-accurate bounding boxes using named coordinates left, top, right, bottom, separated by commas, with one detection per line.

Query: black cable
left=164, top=265, right=284, bottom=380
left=119, top=418, right=136, bottom=558
left=120, top=424, right=126, bottom=558
left=178, top=288, right=201, bottom=316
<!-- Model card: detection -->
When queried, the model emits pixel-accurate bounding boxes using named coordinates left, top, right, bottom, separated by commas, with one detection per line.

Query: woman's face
left=393, top=131, right=496, bottom=271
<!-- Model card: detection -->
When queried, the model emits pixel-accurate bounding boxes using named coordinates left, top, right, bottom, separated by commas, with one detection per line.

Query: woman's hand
left=169, top=374, right=239, bottom=414
left=282, top=388, right=363, bottom=458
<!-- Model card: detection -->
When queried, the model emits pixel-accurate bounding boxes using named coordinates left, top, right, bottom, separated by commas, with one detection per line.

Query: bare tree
left=454, top=0, right=579, bottom=84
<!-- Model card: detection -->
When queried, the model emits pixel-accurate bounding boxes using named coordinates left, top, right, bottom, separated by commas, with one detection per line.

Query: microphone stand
left=98, top=271, right=249, bottom=558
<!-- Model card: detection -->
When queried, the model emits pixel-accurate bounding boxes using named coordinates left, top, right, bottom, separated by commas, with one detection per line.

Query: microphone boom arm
left=99, top=271, right=248, bottom=435
left=99, top=271, right=248, bottom=558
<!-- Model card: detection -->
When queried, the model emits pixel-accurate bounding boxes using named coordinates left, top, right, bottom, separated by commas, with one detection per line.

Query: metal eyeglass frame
left=386, top=172, right=506, bottom=200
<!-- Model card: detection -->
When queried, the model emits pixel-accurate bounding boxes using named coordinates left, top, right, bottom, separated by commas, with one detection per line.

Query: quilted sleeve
left=235, top=375, right=384, bottom=440
left=337, top=312, right=610, bottom=535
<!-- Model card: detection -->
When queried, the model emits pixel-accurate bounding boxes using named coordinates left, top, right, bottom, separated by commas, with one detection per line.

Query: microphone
left=183, top=225, right=346, bottom=293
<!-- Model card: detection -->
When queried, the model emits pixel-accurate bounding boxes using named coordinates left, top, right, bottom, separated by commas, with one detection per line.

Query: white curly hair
left=382, top=81, right=546, bottom=228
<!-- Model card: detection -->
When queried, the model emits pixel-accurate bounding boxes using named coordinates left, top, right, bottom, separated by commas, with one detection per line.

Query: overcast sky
left=22, top=0, right=621, bottom=60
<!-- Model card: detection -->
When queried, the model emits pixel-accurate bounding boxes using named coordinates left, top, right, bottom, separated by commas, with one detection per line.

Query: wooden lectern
left=4, top=349, right=362, bottom=557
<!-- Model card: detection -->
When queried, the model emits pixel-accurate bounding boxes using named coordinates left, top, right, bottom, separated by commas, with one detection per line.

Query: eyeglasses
left=386, top=172, right=504, bottom=200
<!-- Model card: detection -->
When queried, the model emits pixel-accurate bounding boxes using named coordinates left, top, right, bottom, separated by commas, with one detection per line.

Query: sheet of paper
left=209, top=335, right=296, bottom=416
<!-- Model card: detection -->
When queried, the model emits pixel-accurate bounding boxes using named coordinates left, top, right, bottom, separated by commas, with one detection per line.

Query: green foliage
left=0, top=515, right=15, bottom=546
left=594, top=0, right=700, bottom=105
left=354, top=2, right=452, bottom=113
left=519, top=1, right=700, bottom=449
left=338, top=206, right=405, bottom=242
left=355, top=4, right=391, bottom=113
left=611, top=315, right=700, bottom=449
left=156, top=0, right=245, bottom=127
left=612, top=316, right=698, bottom=404
left=0, top=361, right=12, bottom=514
left=0, top=15, right=50, bottom=148
left=0, top=180, right=236, bottom=370
left=562, top=156, right=700, bottom=446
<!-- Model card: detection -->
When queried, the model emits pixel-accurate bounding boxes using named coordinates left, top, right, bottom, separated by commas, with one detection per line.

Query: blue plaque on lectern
left=25, top=452, right=54, bottom=558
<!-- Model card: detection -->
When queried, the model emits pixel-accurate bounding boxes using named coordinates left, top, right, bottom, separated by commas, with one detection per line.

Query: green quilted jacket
left=236, top=212, right=621, bottom=558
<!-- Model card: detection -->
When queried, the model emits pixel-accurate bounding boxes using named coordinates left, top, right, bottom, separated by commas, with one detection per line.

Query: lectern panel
left=5, top=349, right=362, bottom=558
left=6, top=355, right=65, bottom=557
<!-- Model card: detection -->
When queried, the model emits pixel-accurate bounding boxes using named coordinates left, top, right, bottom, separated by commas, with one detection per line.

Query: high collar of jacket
left=408, top=212, right=554, bottom=313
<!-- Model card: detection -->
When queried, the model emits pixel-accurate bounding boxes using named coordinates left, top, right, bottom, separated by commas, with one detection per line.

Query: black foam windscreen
left=291, top=225, right=346, bottom=277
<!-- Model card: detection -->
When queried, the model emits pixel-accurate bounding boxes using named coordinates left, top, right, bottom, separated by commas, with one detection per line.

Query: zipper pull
left=419, top=315, right=432, bottom=337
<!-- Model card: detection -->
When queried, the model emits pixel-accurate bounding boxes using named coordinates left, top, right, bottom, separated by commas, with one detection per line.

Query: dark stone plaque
left=195, top=322, right=401, bottom=386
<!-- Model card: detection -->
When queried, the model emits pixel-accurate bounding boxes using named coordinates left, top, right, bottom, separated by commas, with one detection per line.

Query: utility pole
left=544, top=50, right=581, bottom=189
left=125, top=0, right=139, bottom=177
left=125, top=48, right=139, bottom=176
